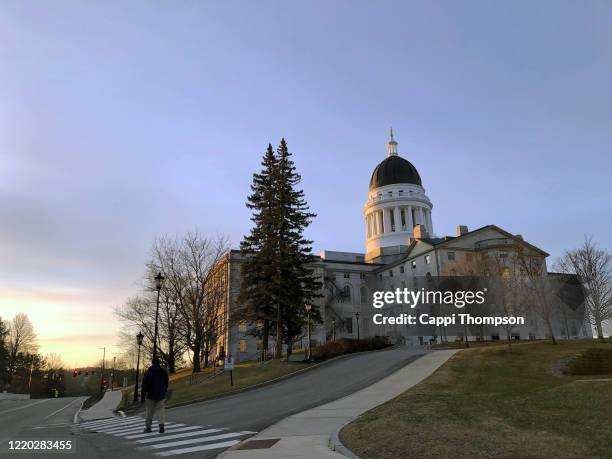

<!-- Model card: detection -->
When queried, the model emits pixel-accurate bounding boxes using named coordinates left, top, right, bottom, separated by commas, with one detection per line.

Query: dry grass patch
left=340, top=340, right=612, bottom=458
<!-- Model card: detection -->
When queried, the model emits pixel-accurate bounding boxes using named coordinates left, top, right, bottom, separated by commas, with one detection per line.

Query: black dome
left=369, top=155, right=422, bottom=190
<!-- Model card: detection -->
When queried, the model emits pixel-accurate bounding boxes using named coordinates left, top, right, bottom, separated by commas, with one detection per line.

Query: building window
left=379, top=273, right=383, bottom=280
left=398, top=190, right=404, bottom=196
left=360, top=285, right=368, bottom=304
left=390, top=208, right=396, bottom=232
left=360, top=273, right=366, bottom=280
left=239, top=320, right=247, bottom=333
left=425, top=255, right=431, bottom=264
left=401, top=280, right=406, bottom=289
left=411, top=261, right=417, bottom=269
left=342, top=285, right=351, bottom=301
left=389, top=270, right=394, bottom=277
left=345, top=318, right=353, bottom=334
left=387, top=191, right=393, bottom=198
left=400, top=208, right=406, bottom=230
left=256, top=339, right=263, bottom=350
left=344, top=272, right=350, bottom=279
left=379, top=210, right=385, bottom=233
left=239, top=339, right=248, bottom=352
left=499, top=252, right=508, bottom=259
left=447, top=252, right=455, bottom=261
left=399, top=266, right=405, bottom=273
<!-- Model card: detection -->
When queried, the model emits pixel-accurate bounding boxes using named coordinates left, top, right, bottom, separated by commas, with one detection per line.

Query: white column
left=394, top=207, right=401, bottom=232
left=418, top=207, right=425, bottom=226
left=373, top=211, right=378, bottom=236
left=426, top=209, right=434, bottom=235
left=406, top=205, right=414, bottom=232
left=366, top=215, right=370, bottom=239
left=383, top=208, right=391, bottom=234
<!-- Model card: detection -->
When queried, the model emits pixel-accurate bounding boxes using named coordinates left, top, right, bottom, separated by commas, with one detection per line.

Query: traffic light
left=85, top=370, right=89, bottom=376
left=78, top=370, right=82, bottom=376
left=73, top=369, right=78, bottom=378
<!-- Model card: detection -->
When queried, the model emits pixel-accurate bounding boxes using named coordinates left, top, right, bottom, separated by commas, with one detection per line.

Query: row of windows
left=383, top=251, right=460, bottom=278
left=337, top=272, right=367, bottom=280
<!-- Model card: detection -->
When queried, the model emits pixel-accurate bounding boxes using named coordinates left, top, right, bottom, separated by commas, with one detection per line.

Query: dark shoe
left=143, top=427, right=152, bottom=433
left=159, top=424, right=165, bottom=433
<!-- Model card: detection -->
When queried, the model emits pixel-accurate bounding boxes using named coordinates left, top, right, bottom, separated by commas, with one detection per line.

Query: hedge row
left=310, top=336, right=391, bottom=360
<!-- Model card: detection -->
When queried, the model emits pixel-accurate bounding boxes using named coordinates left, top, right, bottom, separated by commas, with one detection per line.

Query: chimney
left=515, top=234, right=523, bottom=240
left=456, top=225, right=469, bottom=236
left=413, top=224, right=429, bottom=239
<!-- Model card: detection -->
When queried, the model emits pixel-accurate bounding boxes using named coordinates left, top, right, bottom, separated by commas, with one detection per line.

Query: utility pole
left=110, top=356, right=116, bottom=391
left=98, top=347, right=106, bottom=393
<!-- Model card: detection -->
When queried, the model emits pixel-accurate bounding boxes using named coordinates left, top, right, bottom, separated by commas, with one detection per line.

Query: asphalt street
left=0, top=396, right=86, bottom=458
left=2, top=347, right=424, bottom=459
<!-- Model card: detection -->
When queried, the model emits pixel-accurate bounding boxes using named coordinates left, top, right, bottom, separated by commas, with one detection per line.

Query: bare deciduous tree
left=115, top=293, right=186, bottom=373
left=7, top=313, right=38, bottom=382
left=151, top=231, right=229, bottom=373
left=555, top=238, right=611, bottom=341
left=45, top=352, right=65, bottom=371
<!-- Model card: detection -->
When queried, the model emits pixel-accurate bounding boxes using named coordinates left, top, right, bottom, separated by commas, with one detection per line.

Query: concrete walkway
left=218, top=349, right=459, bottom=459
left=78, top=390, right=123, bottom=422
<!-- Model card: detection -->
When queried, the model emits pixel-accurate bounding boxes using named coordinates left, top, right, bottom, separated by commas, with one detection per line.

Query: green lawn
left=165, top=358, right=313, bottom=407
left=340, top=340, right=612, bottom=458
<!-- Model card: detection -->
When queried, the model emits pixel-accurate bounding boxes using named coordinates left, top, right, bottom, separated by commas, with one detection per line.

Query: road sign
left=224, top=356, right=235, bottom=371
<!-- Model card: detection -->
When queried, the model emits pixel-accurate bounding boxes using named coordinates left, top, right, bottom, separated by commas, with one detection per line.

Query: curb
left=165, top=345, right=401, bottom=410
left=330, top=423, right=362, bottom=459
left=72, top=397, right=87, bottom=425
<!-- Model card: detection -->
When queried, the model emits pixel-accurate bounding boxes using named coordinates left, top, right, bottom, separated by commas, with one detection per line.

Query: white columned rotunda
left=364, top=129, right=435, bottom=263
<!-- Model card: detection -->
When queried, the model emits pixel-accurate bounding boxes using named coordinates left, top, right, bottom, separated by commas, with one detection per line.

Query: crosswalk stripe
left=145, top=431, right=246, bottom=450
left=82, top=417, right=139, bottom=428
left=136, top=428, right=223, bottom=444
left=125, top=425, right=206, bottom=440
left=81, top=416, right=138, bottom=425
left=94, top=419, right=150, bottom=432
left=110, top=423, right=185, bottom=436
left=100, top=420, right=176, bottom=433
left=81, top=417, right=126, bottom=427
left=154, top=440, right=241, bottom=456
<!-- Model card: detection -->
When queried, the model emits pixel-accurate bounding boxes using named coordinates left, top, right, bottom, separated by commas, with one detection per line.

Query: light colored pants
left=145, top=399, right=166, bottom=429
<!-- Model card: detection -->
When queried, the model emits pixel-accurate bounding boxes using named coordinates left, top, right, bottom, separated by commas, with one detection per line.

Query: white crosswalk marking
left=154, top=440, right=241, bottom=456
left=125, top=425, right=206, bottom=439
left=80, top=416, right=254, bottom=457
left=137, top=428, right=223, bottom=443
left=145, top=431, right=246, bottom=449
left=110, top=423, right=186, bottom=435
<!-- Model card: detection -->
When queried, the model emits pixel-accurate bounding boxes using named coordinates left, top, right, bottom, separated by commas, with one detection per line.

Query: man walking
left=141, top=356, right=169, bottom=433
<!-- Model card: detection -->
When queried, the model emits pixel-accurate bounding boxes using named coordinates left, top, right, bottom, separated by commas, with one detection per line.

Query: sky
left=1, top=1, right=611, bottom=367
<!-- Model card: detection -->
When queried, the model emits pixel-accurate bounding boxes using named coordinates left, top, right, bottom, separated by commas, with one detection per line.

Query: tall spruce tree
left=240, top=145, right=278, bottom=360
left=240, top=139, right=321, bottom=360
left=273, top=139, right=321, bottom=359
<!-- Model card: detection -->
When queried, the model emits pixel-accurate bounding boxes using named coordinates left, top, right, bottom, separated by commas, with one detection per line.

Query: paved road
left=4, top=347, right=424, bottom=458
left=0, top=396, right=85, bottom=457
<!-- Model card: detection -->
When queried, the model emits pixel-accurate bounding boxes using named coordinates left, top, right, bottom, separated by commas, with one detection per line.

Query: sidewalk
left=218, top=349, right=459, bottom=459
left=77, top=390, right=123, bottom=422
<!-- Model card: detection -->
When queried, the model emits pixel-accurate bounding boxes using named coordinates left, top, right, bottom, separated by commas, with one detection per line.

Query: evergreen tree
left=0, top=318, right=8, bottom=389
left=240, top=139, right=321, bottom=360
left=240, top=144, right=279, bottom=360
left=273, top=139, right=321, bottom=358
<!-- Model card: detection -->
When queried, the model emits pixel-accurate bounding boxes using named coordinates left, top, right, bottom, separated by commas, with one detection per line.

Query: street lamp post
left=98, top=347, right=106, bottom=394
left=152, top=272, right=165, bottom=361
left=355, top=312, right=360, bottom=343
left=133, top=331, right=144, bottom=403
left=305, top=304, right=312, bottom=362
left=332, top=317, right=336, bottom=342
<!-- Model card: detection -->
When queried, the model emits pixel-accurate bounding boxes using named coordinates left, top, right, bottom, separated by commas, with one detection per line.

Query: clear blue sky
left=1, top=1, right=611, bottom=364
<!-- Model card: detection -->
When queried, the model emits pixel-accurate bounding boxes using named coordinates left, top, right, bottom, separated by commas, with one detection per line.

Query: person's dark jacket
left=140, top=363, right=169, bottom=402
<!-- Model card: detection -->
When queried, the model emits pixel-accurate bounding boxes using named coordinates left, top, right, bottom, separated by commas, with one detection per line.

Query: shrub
left=310, top=336, right=390, bottom=360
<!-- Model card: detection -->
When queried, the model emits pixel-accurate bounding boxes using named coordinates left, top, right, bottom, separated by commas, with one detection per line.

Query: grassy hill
left=341, top=340, right=612, bottom=458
